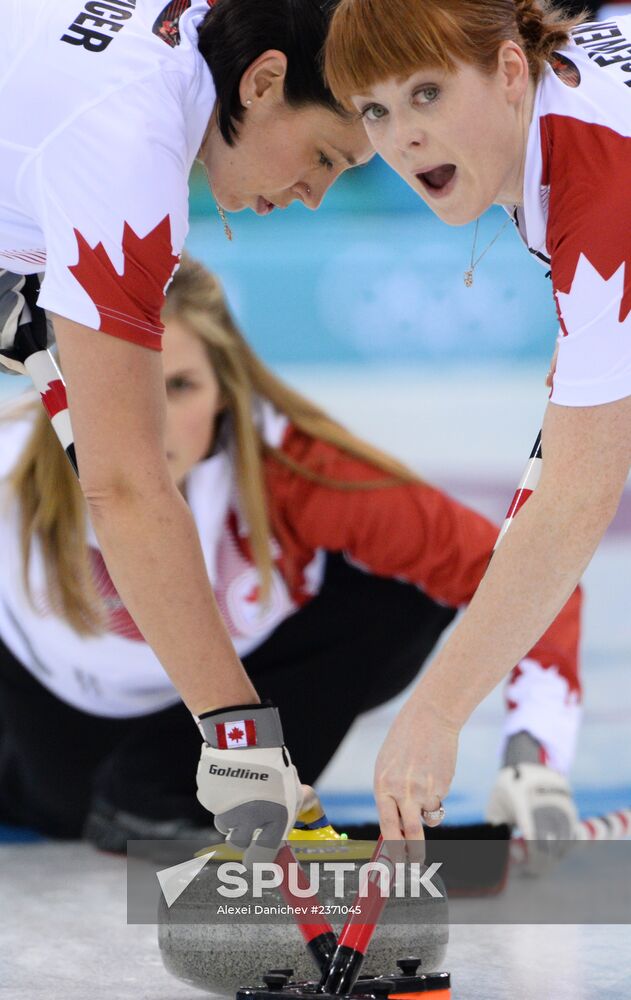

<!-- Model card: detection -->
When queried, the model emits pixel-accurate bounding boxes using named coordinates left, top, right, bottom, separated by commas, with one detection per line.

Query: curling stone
left=158, top=831, right=449, bottom=996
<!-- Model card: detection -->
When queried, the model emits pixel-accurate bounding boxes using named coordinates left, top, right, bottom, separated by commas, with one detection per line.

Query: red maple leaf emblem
left=69, top=216, right=179, bottom=350
left=244, top=585, right=260, bottom=604
left=228, top=726, right=245, bottom=742
left=40, top=379, right=68, bottom=419
left=543, top=117, right=631, bottom=324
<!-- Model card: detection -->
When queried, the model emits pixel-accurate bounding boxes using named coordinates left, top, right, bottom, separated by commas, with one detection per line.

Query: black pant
left=0, top=554, right=455, bottom=838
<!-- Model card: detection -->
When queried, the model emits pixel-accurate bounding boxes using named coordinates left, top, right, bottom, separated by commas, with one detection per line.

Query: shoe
left=83, top=797, right=223, bottom=854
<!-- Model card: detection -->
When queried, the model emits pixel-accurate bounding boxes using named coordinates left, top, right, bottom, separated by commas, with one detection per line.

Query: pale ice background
left=1, top=368, right=629, bottom=1000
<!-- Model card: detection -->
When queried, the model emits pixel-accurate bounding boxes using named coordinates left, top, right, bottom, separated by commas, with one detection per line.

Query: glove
left=0, top=270, right=54, bottom=375
left=487, top=732, right=578, bottom=876
left=196, top=702, right=302, bottom=864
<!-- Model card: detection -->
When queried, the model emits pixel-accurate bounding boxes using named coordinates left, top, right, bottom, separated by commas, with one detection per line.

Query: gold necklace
left=198, top=131, right=233, bottom=242
left=464, top=92, right=532, bottom=287
left=215, top=201, right=233, bottom=242
left=464, top=216, right=511, bottom=287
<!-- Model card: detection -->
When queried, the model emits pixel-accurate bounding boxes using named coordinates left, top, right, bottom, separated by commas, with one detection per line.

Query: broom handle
left=24, top=349, right=77, bottom=473
left=320, top=836, right=393, bottom=994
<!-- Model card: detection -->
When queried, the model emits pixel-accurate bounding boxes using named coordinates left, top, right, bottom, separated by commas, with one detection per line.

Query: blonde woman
left=0, top=255, right=581, bottom=850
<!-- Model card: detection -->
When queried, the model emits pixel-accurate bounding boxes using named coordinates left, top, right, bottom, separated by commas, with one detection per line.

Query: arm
left=53, top=315, right=256, bottom=714
left=374, top=116, right=631, bottom=838
left=417, top=396, right=631, bottom=725
left=52, top=318, right=302, bottom=857
left=27, top=92, right=300, bottom=851
left=375, top=394, right=631, bottom=839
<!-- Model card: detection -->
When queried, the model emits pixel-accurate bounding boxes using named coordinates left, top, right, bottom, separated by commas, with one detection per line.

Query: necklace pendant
left=464, top=268, right=474, bottom=288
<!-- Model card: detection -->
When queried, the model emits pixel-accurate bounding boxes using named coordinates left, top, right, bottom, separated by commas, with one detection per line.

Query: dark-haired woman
left=0, top=0, right=372, bottom=859
left=324, top=0, right=631, bottom=839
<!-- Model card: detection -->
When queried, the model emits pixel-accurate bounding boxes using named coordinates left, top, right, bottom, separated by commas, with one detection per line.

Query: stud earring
left=245, top=99, right=252, bottom=107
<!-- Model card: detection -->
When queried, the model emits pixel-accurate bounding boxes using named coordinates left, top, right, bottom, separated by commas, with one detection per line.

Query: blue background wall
left=187, top=158, right=558, bottom=367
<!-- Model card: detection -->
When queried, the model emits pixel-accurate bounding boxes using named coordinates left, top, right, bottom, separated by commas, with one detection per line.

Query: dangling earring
left=215, top=202, right=233, bottom=242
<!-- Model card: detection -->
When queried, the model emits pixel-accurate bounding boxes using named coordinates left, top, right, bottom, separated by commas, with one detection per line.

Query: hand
left=487, top=759, right=578, bottom=876
left=374, top=698, right=460, bottom=841
left=196, top=702, right=302, bottom=864
left=0, top=271, right=54, bottom=375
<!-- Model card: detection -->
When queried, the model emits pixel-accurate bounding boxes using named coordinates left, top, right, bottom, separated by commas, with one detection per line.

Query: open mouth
left=416, top=164, right=457, bottom=197
left=255, top=196, right=276, bottom=215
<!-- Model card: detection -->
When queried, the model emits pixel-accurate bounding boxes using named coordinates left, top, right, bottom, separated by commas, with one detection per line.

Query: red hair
left=324, top=0, right=587, bottom=105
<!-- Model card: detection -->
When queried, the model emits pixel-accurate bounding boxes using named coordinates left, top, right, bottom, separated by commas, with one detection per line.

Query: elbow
left=537, top=476, right=623, bottom=539
left=79, top=467, right=174, bottom=521
left=594, top=493, right=623, bottom=533
left=573, top=483, right=623, bottom=532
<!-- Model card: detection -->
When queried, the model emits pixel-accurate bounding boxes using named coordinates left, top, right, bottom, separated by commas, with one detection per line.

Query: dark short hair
left=198, top=0, right=348, bottom=145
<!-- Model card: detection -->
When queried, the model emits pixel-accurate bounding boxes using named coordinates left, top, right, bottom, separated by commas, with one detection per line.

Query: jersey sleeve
left=543, top=114, right=631, bottom=406
left=33, top=75, right=188, bottom=350
left=267, top=426, right=495, bottom=607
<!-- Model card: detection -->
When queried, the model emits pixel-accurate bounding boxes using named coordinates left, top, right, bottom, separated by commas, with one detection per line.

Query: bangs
left=325, top=0, right=487, bottom=106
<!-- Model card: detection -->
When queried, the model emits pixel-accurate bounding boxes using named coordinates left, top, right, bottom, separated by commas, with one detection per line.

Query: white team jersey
left=513, top=17, right=631, bottom=407
left=0, top=0, right=214, bottom=349
left=0, top=404, right=315, bottom=717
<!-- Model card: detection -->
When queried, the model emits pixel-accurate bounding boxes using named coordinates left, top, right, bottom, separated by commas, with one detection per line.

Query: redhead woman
left=324, top=0, right=631, bottom=839
left=0, top=255, right=581, bottom=851
left=0, top=0, right=374, bottom=859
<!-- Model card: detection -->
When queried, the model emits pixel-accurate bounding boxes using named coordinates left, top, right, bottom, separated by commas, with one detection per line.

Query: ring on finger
left=421, top=804, right=445, bottom=823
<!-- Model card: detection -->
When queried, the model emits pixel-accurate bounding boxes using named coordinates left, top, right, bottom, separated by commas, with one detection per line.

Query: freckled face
left=351, top=61, right=527, bottom=225
left=161, top=318, right=224, bottom=488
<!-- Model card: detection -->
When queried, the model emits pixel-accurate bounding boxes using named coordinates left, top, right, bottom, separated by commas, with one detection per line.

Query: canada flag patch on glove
left=215, top=719, right=257, bottom=749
